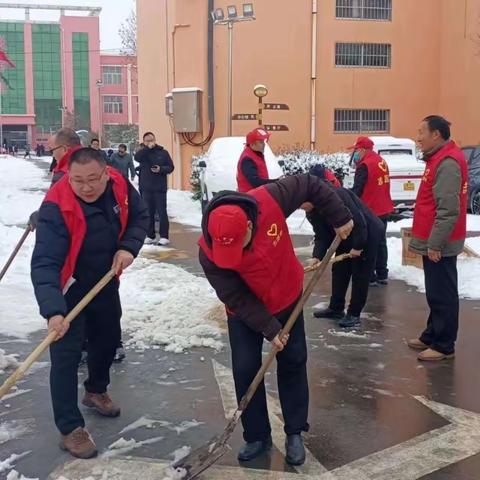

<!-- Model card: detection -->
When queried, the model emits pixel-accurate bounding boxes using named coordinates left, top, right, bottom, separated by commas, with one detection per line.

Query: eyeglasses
left=48, top=145, right=67, bottom=155
left=69, top=168, right=107, bottom=189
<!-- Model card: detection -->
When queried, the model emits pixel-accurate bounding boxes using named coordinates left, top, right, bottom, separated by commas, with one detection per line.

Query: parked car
left=343, top=136, right=425, bottom=210
left=198, top=136, right=283, bottom=212
left=461, top=145, right=480, bottom=214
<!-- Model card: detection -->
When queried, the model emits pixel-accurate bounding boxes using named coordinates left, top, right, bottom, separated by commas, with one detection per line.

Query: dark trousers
left=142, top=190, right=169, bottom=239
left=419, top=256, right=459, bottom=355
left=329, top=241, right=378, bottom=317
left=49, top=282, right=121, bottom=435
left=227, top=302, right=309, bottom=443
left=371, top=216, right=389, bottom=282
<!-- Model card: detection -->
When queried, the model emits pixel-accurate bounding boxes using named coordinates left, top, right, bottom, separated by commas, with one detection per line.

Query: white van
left=343, top=136, right=424, bottom=209
left=198, top=137, right=283, bottom=210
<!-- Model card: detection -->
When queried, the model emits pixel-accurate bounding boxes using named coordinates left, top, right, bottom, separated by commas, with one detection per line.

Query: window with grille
left=336, top=43, right=391, bottom=67
left=334, top=109, right=390, bottom=133
left=102, top=66, right=122, bottom=85
left=103, top=96, right=123, bottom=114
left=336, top=0, right=392, bottom=21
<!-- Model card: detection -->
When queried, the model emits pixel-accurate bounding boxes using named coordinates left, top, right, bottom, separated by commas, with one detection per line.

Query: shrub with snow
left=189, top=152, right=208, bottom=201
left=277, top=146, right=351, bottom=182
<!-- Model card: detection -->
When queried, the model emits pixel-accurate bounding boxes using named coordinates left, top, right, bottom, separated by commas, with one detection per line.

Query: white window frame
left=102, top=66, right=122, bottom=85
left=335, top=43, right=391, bottom=68
left=103, top=95, right=124, bottom=114
left=336, top=0, right=392, bottom=21
left=334, top=109, right=390, bottom=134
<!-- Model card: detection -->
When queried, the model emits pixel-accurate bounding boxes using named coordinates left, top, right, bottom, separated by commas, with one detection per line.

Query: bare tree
left=119, top=9, right=137, bottom=55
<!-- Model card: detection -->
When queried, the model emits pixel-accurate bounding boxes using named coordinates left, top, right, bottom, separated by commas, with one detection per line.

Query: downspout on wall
left=310, top=0, right=318, bottom=150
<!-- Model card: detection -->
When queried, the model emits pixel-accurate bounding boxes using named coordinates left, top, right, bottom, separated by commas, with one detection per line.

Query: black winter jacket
left=135, top=145, right=174, bottom=192
left=31, top=181, right=148, bottom=319
left=308, top=187, right=384, bottom=260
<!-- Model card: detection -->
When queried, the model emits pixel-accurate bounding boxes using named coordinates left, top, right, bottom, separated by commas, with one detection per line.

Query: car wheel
left=471, top=189, right=480, bottom=215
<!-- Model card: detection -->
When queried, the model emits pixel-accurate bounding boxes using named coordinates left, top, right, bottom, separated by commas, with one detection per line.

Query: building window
left=102, top=66, right=122, bottom=85
left=335, top=43, right=391, bottom=67
left=334, top=109, right=390, bottom=133
left=72, top=32, right=91, bottom=130
left=104, top=96, right=123, bottom=114
left=336, top=0, right=392, bottom=21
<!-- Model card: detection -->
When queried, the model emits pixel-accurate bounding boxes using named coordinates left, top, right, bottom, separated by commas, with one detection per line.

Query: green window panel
left=72, top=32, right=91, bottom=129
left=0, top=22, right=26, bottom=114
left=32, top=23, right=62, bottom=130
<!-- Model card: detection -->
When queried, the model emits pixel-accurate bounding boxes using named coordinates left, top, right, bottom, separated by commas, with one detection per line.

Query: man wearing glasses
left=31, top=147, right=148, bottom=459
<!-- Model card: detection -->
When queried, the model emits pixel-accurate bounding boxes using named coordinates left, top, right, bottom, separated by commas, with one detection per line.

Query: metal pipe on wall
left=310, top=0, right=318, bottom=150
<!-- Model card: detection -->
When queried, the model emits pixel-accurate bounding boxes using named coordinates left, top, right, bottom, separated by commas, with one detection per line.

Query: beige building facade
left=137, top=0, right=480, bottom=189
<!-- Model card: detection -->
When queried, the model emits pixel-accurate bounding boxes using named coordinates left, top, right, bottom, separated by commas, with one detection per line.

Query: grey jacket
left=110, top=152, right=136, bottom=180
left=410, top=143, right=464, bottom=257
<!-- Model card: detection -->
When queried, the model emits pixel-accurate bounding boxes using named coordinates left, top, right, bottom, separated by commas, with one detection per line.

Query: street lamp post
left=213, top=4, right=256, bottom=136
left=96, top=79, right=103, bottom=146
left=253, top=84, right=268, bottom=127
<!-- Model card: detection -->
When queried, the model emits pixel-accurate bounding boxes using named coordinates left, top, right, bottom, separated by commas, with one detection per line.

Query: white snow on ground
left=0, top=349, right=18, bottom=373
left=0, top=156, right=49, bottom=339
left=166, top=189, right=313, bottom=235
left=121, top=259, right=224, bottom=353
left=0, top=452, right=30, bottom=474
left=101, top=436, right=164, bottom=458
left=0, top=420, right=32, bottom=445
left=388, top=237, right=480, bottom=299
left=387, top=215, right=480, bottom=233
left=6, top=470, right=38, bottom=480
left=119, top=416, right=203, bottom=435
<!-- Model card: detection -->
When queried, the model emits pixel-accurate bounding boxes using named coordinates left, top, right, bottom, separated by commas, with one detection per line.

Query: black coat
left=307, top=187, right=384, bottom=260
left=31, top=181, right=149, bottom=319
left=135, top=145, right=174, bottom=192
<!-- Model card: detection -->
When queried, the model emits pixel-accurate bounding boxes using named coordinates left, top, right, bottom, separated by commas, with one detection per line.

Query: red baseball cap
left=246, top=128, right=271, bottom=145
left=348, top=136, right=374, bottom=150
left=208, top=205, right=249, bottom=269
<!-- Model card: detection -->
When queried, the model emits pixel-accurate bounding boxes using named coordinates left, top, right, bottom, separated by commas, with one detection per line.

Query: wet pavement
left=1, top=223, right=480, bottom=479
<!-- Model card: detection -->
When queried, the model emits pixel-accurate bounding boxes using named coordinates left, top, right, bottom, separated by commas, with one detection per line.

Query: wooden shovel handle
left=0, top=269, right=116, bottom=400
left=238, top=236, right=342, bottom=412
left=0, top=225, right=32, bottom=283
left=304, top=253, right=352, bottom=273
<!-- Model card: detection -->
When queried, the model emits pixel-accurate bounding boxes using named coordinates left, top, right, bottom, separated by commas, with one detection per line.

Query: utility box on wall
left=171, top=87, right=203, bottom=133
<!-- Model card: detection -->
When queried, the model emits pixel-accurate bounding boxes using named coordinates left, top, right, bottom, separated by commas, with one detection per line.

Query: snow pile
left=101, top=436, right=164, bottom=458
left=0, top=349, right=19, bottom=373
left=387, top=215, right=480, bottom=234
left=119, top=416, right=203, bottom=435
left=0, top=420, right=31, bottom=445
left=388, top=236, right=480, bottom=299
left=0, top=452, right=30, bottom=474
left=0, top=156, right=49, bottom=226
left=6, top=470, right=38, bottom=480
left=121, top=259, right=224, bottom=353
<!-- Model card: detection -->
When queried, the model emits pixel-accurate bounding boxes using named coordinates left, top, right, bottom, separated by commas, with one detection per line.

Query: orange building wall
left=137, top=0, right=480, bottom=189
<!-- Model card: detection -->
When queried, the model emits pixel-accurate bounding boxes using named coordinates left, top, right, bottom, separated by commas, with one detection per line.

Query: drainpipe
left=310, top=0, right=318, bottom=150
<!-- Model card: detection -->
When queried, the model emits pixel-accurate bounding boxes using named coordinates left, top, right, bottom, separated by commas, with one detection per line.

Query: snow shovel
left=172, top=235, right=342, bottom=480
left=303, top=252, right=352, bottom=273
left=0, top=225, right=32, bottom=283
left=0, top=268, right=116, bottom=400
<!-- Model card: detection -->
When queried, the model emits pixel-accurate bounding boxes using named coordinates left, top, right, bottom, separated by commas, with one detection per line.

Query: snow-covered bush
left=190, top=151, right=208, bottom=201
left=277, top=146, right=351, bottom=182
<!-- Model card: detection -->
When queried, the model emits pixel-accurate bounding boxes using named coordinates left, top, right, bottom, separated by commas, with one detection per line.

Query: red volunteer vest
left=53, top=146, right=83, bottom=177
left=199, top=187, right=304, bottom=315
left=325, top=168, right=341, bottom=188
left=412, top=141, right=468, bottom=241
left=357, top=151, right=394, bottom=217
left=237, top=146, right=270, bottom=193
left=44, top=167, right=129, bottom=289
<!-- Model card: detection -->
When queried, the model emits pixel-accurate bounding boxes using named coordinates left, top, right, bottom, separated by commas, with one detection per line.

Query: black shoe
left=369, top=281, right=379, bottom=287
left=339, top=315, right=361, bottom=328
left=313, top=307, right=344, bottom=320
left=377, top=278, right=388, bottom=286
left=285, top=434, right=306, bottom=466
left=238, top=436, right=272, bottom=462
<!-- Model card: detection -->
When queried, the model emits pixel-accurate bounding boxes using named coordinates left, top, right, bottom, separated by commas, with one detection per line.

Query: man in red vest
left=31, top=148, right=148, bottom=458
left=351, top=137, right=394, bottom=285
left=199, top=174, right=353, bottom=465
left=408, top=116, right=468, bottom=361
left=237, top=128, right=277, bottom=192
